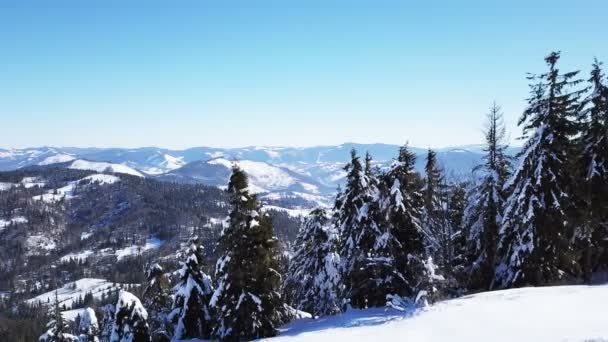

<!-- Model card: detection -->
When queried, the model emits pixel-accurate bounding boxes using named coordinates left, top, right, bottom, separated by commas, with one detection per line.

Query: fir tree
left=381, top=144, right=429, bottom=300
left=40, top=292, right=77, bottom=342
left=169, top=238, right=214, bottom=340
left=210, top=164, right=286, bottom=340
left=337, top=149, right=404, bottom=308
left=142, top=264, right=171, bottom=341
left=464, top=103, right=511, bottom=290
left=494, top=52, right=585, bottom=288
left=110, top=291, right=150, bottom=342
left=578, top=59, right=608, bottom=281
left=283, top=208, right=341, bottom=317
left=422, top=149, right=452, bottom=266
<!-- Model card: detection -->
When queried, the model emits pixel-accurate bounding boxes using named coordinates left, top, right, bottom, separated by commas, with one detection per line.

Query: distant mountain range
left=0, top=144, right=521, bottom=201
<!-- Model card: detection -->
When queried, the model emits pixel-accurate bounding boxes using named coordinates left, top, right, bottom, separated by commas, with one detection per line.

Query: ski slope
left=272, top=284, right=608, bottom=342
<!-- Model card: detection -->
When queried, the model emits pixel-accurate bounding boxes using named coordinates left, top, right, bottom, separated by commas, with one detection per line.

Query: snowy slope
left=38, top=153, right=76, bottom=165
left=33, top=174, right=120, bottom=202
left=68, top=159, right=144, bottom=177
left=27, top=278, right=135, bottom=310
left=208, top=158, right=321, bottom=194
left=272, top=285, right=608, bottom=342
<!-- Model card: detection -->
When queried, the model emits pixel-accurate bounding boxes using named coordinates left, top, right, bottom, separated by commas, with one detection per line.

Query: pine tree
left=110, top=291, right=150, bottom=342
left=494, top=52, right=585, bottom=288
left=210, top=164, right=286, bottom=340
left=337, top=149, right=404, bottom=308
left=381, top=144, right=429, bottom=300
left=578, top=59, right=608, bottom=281
left=142, top=264, right=171, bottom=341
left=99, top=304, right=115, bottom=342
left=283, top=208, right=341, bottom=317
left=422, top=149, right=449, bottom=265
left=77, top=308, right=99, bottom=342
left=169, top=238, right=214, bottom=340
left=40, top=292, right=77, bottom=342
left=464, top=103, right=511, bottom=290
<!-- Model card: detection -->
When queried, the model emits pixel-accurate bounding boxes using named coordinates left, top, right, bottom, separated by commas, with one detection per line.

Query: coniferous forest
left=2, top=51, right=608, bottom=341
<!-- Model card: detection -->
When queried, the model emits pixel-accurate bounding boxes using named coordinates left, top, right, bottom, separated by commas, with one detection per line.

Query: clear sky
left=1, top=0, right=607, bottom=149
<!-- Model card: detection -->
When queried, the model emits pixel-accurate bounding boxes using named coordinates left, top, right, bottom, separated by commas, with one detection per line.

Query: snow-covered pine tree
left=109, top=291, right=150, bottom=342
left=464, top=103, right=511, bottom=290
left=169, top=238, right=214, bottom=340
left=142, top=263, right=171, bottom=341
left=210, top=164, right=286, bottom=340
left=40, top=292, right=77, bottom=342
left=494, top=52, right=585, bottom=288
left=77, top=308, right=99, bottom=342
left=337, top=150, right=404, bottom=309
left=283, top=208, right=341, bottom=317
left=381, top=144, right=429, bottom=300
left=578, top=59, right=608, bottom=281
left=99, top=304, right=115, bottom=342
left=422, top=149, right=451, bottom=265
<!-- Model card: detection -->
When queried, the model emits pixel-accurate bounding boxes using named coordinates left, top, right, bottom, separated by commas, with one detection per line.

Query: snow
left=263, top=205, right=311, bottom=218
left=60, top=250, right=94, bottom=262
left=114, top=237, right=164, bottom=260
left=0, top=216, right=27, bottom=230
left=38, top=153, right=76, bottom=165
left=68, top=159, right=144, bottom=177
left=27, top=278, right=135, bottom=310
left=209, top=158, right=300, bottom=193
left=25, top=234, right=56, bottom=251
left=272, top=284, right=608, bottom=342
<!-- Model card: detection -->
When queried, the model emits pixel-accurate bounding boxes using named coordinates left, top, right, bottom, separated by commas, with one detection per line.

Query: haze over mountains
left=0, top=144, right=520, bottom=198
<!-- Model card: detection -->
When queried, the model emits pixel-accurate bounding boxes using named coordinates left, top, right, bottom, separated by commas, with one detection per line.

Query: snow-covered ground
left=263, top=205, right=312, bottom=218
left=0, top=216, right=27, bottom=231
left=60, top=237, right=164, bottom=262
left=114, top=237, right=164, bottom=260
left=27, top=278, right=135, bottom=310
left=272, top=284, right=608, bottom=342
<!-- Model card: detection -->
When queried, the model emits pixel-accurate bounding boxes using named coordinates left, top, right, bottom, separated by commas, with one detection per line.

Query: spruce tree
left=422, top=149, right=451, bottom=266
left=283, top=208, right=341, bottom=317
left=464, top=103, right=511, bottom=290
left=494, top=52, right=585, bottom=288
left=169, top=238, right=214, bottom=340
left=210, top=164, right=286, bottom=340
left=381, top=144, right=429, bottom=300
left=337, top=149, right=404, bottom=308
left=578, top=59, right=608, bottom=281
left=142, top=263, right=171, bottom=341
left=110, top=291, right=150, bottom=342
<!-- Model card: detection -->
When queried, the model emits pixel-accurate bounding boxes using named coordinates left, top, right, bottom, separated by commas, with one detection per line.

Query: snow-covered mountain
left=0, top=144, right=521, bottom=198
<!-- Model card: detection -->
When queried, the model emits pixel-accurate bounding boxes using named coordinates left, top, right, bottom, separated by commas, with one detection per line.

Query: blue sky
left=1, top=0, right=607, bottom=149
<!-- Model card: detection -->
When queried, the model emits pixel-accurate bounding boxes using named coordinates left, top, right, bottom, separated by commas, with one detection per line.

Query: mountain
left=0, top=144, right=521, bottom=197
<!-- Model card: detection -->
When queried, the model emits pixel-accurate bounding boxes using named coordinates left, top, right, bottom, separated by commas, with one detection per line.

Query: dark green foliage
left=495, top=52, right=585, bottom=288
left=211, top=165, right=286, bottom=340
left=464, top=103, right=511, bottom=290
left=283, top=208, right=341, bottom=317
left=337, top=150, right=405, bottom=308
left=381, top=144, right=428, bottom=299
left=578, top=60, right=608, bottom=282
left=170, top=239, right=214, bottom=340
